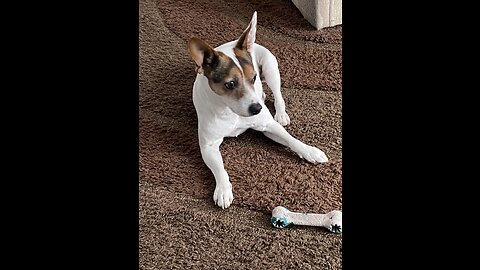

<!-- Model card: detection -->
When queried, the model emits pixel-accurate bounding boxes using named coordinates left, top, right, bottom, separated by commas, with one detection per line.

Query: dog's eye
left=252, top=75, right=257, bottom=84
left=224, top=81, right=235, bottom=89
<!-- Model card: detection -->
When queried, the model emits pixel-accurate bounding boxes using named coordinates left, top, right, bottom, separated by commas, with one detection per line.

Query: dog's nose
left=248, top=103, right=262, bottom=115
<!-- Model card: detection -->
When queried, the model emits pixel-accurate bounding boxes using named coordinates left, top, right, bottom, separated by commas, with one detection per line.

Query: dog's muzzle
left=248, top=103, right=262, bottom=115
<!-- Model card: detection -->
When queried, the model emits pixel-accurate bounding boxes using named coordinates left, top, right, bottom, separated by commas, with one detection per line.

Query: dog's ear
left=236, top=11, right=257, bottom=52
left=188, top=37, right=218, bottom=74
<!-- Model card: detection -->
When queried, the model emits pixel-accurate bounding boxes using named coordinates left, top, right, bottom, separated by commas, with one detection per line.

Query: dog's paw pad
left=213, top=184, right=233, bottom=209
left=274, top=112, right=290, bottom=126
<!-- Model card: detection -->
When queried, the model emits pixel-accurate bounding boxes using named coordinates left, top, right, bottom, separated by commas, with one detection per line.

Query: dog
left=187, top=11, right=328, bottom=209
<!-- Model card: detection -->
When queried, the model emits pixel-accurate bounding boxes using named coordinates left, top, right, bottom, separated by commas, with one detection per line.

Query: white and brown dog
left=187, top=11, right=328, bottom=209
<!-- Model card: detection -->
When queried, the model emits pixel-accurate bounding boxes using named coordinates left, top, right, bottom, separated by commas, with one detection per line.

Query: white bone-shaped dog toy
left=271, top=206, right=342, bottom=233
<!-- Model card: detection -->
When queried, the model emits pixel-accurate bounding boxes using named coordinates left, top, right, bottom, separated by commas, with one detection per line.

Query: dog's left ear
left=236, top=11, right=257, bottom=52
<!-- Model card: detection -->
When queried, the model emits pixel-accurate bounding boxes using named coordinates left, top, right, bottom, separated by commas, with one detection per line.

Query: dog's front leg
left=200, top=138, right=233, bottom=209
left=261, top=121, right=328, bottom=163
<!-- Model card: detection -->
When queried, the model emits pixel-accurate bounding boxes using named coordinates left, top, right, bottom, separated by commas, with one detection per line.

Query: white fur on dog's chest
left=198, top=105, right=269, bottom=139
left=227, top=113, right=269, bottom=137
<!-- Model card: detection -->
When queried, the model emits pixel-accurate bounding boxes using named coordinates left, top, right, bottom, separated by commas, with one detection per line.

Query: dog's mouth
left=236, top=112, right=253, bottom=117
left=229, top=108, right=255, bottom=118
left=231, top=103, right=262, bottom=117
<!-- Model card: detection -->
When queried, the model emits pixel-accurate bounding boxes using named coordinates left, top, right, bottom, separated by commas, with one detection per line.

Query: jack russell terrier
left=187, top=11, right=328, bottom=209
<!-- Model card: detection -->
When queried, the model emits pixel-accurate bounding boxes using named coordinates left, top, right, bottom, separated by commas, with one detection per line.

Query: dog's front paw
left=297, top=145, right=328, bottom=163
left=213, top=183, right=233, bottom=209
left=274, top=112, right=290, bottom=126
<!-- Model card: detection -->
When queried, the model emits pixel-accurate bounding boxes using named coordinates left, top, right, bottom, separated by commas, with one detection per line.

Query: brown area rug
left=140, top=0, right=342, bottom=268
left=158, top=0, right=342, bottom=92
left=140, top=182, right=342, bottom=269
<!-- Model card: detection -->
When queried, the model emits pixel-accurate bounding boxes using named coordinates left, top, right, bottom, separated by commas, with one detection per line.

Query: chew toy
left=271, top=206, right=342, bottom=233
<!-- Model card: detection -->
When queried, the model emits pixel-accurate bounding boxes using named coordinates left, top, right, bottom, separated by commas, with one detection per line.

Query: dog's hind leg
left=259, top=121, right=328, bottom=163
left=263, top=131, right=288, bottom=146
left=258, top=48, right=290, bottom=126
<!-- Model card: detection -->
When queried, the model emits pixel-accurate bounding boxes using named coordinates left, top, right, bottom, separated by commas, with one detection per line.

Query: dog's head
left=187, top=12, right=262, bottom=117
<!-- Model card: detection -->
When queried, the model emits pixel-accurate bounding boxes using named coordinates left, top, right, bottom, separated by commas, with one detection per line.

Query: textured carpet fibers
left=140, top=181, right=342, bottom=269
left=140, top=0, right=342, bottom=268
left=157, top=0, right=342, bottom=92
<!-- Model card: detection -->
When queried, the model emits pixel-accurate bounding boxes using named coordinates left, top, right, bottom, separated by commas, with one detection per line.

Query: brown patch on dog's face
left=233, top=47, right=257, bottom=85
left=203, top=52, right=254, bottom=100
